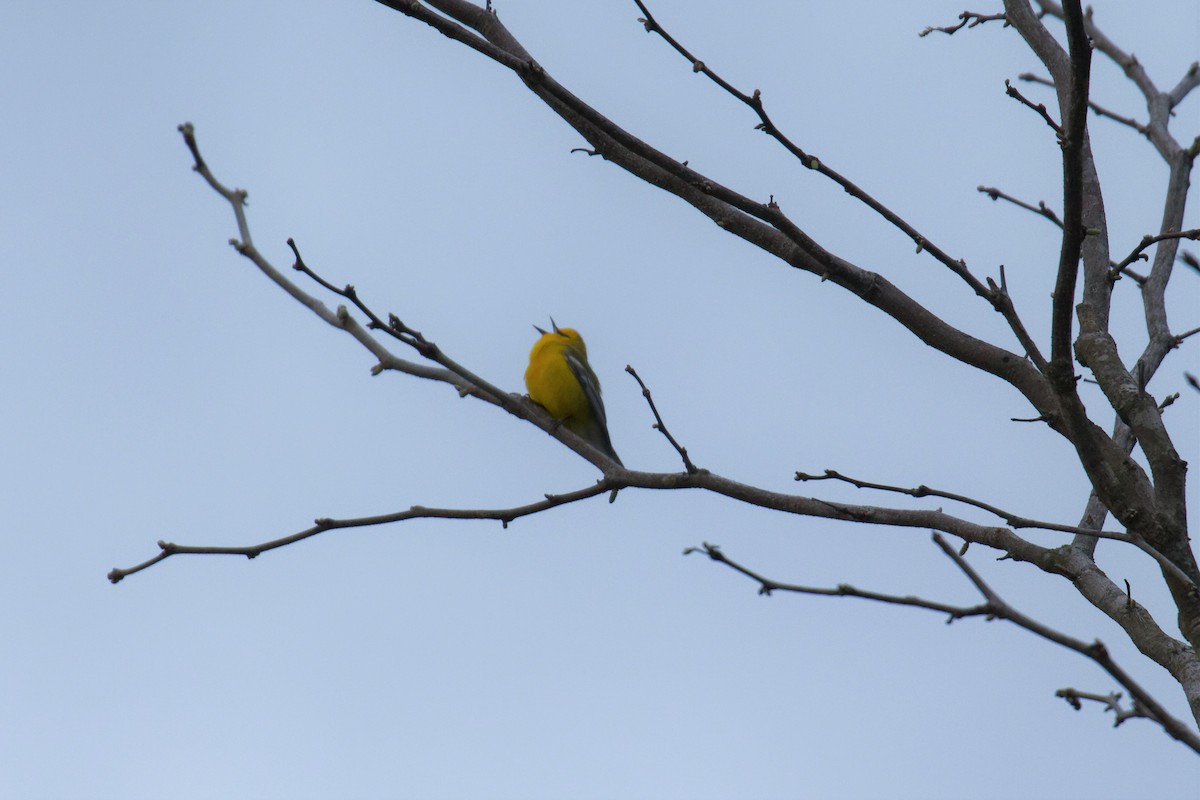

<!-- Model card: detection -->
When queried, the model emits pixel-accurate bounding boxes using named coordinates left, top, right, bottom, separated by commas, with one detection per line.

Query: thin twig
left=929, top=534, right=1200, bottom=751
left=1109, top=228, right=1200, bottom=283
left=688, top=534, right=1200, bottom=751
left=986, top=264, right=1050, bottom=370
left=919, top=11, right=1007, bottom=37
left=1019, top=72, right=1150, bottom=136
left=625, top=365, right=699, bottom=473
left=976, top=185, right=1149, bottom=284
left=978, top=185, right=1063, bottom=227
left=174, top=123, right=627, bottom=475
left=795, top=469, right=1194, bottom=589
left=109, top=483, right=615, bottom=583
left=1005, top=79, right=1062, bottom=134
left=632, top=1, right=988, bottom=295
left=685, top=542, right=991, bottom=618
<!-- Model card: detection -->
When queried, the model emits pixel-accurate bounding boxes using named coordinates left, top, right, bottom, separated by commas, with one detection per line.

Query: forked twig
left=794, top=468, right=1194, bottom=588
left=633, top=1, right=984, bottom=292
left=1109, top=228, right=1200, bottom=282
left=688, top=533, right=1200, bottom=751
left=109, top=482, right=616, bottom=584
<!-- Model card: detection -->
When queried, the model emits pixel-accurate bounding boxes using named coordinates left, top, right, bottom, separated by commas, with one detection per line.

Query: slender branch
left=177, top=122, right=628, bottom=474
left=977, top=185, right=1151, bottom=284
left=377, top=1, right=1068, bottom=443
left=1167, top=62, right=1200, bottom=110
left=919, top=11, right=1007, bottom=37
left=117, top=455, right=1190, bottom=714
left=1109, top=228, right=1200, bottom=283
left=114, top=383, right=1194, bottom=701
left=1002, top=1, right=1093, bottom=392
left=929, top=534, right=1200, bottom=751
left=1087, top=101, right=1150, bottom=136
left=983, top=264, right=1049, bottom=370
left=178, top=124, right=455, bottom=386
left=1005, top=79, right=1063, bottom=133
left=1019, top=72, right=1149, bottom=136
left=685, top=542, right=991, bottom=618
left=632, top=0, right=991, bottom=297
left=625, top=365, right=699, bottom=473
left=794, top=469, right=1195, bottom=589
left=690, top=533, right=1200, bottom=751
left=108, top=482, right=615, bottom=583
left=978, top=185, right=1063, bottom=227
left=629, top=1, right=1064, bottom=388
left=114, top=457, right=1060, bottom=584
left=1035, top=1, right=1193, bottom=161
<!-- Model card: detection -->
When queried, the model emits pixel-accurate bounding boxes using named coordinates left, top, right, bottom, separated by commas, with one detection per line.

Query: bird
left=525, top=319, right=622, bottom=466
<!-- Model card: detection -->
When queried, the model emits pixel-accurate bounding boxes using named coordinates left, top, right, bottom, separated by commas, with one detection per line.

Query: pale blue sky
left=2, top=2, right=1198, bottom=797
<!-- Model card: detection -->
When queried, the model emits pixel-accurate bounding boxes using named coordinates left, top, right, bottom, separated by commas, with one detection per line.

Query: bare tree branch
left=919, top=11, right=1008, bottom=37
left=175, top=123, right=628, bottom=475
left=388, top=0, right=1200, bottom=722
left=625, top=365, right=698, bottom=474
left=1035, top=1, right=1196, bottom=159
left=977, top=184, right=1153, bottom=283
left=794, top=468, right=1195, bottom=588
left=1167, top=62, right=1200, bottom=110
left=689, top=534, right=1200, bottom=752
left=1004, top=78, right=1063, bottom=133
left=1000, top=6, right=1200, bottom=662
left=926, top=534, right=1200, bottom=751
left=633, top=0, right=1005, bottom=306
left=684, top=541, right=992, bottom=618
left=108, top=481, right=615, bottom=584
left=1109, top=228, right=1200, bottom=282
left=376, top=3, right=1088, bottom=474
left=1019, top=72, right=1150, bottom=136
left=1044, top=0, right=1200, bottom=588
left=978, top=184, right=1064, bottom=226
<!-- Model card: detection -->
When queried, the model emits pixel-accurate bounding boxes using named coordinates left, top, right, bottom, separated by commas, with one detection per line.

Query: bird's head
left=533, top=317, right=588, bottom=357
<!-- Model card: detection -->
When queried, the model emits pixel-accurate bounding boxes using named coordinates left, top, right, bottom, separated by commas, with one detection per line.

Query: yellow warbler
left=525, top=319, right=622, bottom=465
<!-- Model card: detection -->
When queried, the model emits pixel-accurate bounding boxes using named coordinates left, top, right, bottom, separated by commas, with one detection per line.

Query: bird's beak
left=533, top=324, right=547, bottom=335
left=550, top=316, right=561, bottom=334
